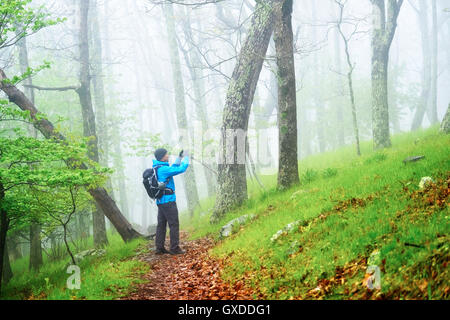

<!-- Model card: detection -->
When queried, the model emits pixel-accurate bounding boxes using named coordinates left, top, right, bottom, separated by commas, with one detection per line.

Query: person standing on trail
left=152, top=148, right=189, bottom=255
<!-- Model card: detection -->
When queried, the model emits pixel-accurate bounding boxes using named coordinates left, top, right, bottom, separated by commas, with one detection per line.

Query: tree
left=0, top=108, right=108, bottom=291
left=0, top=0, right=62, bottom=51
left=335, top=0, right=361, bottom=156
left=429, top=0, right=438, bottom=125
left=163, top=2, right=200, bottom=217
left=77, top=0, right=108, bottom=247
left=179, top=7, right=217, bottom=198
left=15, top=27, right=44, bottom=271
left=0, top=1, right=141, bottom=243
left=410, top=0, right=432, bottom=131
left=212, top=0, right=282, bottom=222
left=274, top=0, right=299, bottom=189
left=370, top=0, right=403, bottom=149
left=0, top=69, right=142, bottom=242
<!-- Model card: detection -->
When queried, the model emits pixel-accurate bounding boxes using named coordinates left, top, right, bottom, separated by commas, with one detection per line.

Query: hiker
left=152, top=148, right=189, bottom=255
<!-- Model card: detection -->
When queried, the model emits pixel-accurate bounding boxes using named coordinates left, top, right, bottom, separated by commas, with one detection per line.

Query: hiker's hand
left=179, top=150, right=184, bottom=158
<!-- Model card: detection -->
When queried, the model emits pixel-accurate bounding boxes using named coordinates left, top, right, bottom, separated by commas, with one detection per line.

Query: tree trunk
left=428, top=0, right=438, bottom=125
left=102, top=0, right=119, bottom=233
left=90, top=0, right=108, bottom=168
left=336, top=1, right=361, bottom=156
left=2, top=242, right=13, bottom=287
left=389, top=46, right=401, bottom=133
left=311, top=0, right=326, bottom=153
left=90, top=0, right=116, bottom=230
left=181, top=9, right=216, bottom=198
left=29, top=222, right=43, bottom=271
left=134, top=57, right=149, bottom=229
left=0, top=181, right=10, bottom=294
left=440, top=103, right=450, bottom=134
left=333, top=18, right=345, bottom=147
left=15, top=26, right=45, bottom=267
left=274, top=0, right=299, bottom=189
left=78, top=0, right=108, bottom=247
left=164, top=3, right=200, bottom=217
left=0, top=69, right=142, bottom=242
left=411, top=0, right=432, bottom=131
left=7, top=234, right=22, bottom=261
left=212, top=0, right=281, bottom=222
left=370, top=0, right=403, bottom=149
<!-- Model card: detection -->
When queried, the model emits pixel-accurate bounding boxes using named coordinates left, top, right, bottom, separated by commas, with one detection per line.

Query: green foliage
left=1, top=61, right=51, bottom=86
left=1, top=233, right=149, bottom=300
left=364, top=152, right=388, bottom=165
left=0, top=100, right=111, bottom=234
left=0, top=0, right=64, bottom=50
left=301, top=168, right=319, bottom=184
left=322, top=167, right=338, bottom=179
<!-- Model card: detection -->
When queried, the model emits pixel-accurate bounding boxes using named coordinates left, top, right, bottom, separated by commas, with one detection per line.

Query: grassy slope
left=184, top=126, right=449, bottom=299
left=2, top=233, right=149, bottom=300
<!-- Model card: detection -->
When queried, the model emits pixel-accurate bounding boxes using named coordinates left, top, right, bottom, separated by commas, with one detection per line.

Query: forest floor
left=123, top=231, right=257, bottom=300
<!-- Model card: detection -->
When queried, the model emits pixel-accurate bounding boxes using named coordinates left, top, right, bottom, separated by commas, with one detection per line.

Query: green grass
left=184, top=126, right=450, bottom=299
left=2, top=232, right=149, bottom=300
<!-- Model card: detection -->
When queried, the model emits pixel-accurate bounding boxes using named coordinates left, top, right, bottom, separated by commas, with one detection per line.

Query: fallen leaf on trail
left=121, top=231, right=254, bottom=300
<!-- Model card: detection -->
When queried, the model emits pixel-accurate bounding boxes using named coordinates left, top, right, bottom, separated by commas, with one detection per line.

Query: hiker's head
left=154, top=148, right=169, bottom=162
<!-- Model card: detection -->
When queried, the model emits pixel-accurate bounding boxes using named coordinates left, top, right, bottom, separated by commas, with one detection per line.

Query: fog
left=2, top=0, right=449, bottom=230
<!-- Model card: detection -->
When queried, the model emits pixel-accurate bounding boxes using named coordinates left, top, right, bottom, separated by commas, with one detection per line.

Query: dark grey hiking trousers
left=155, top=201, right=180, bottom=251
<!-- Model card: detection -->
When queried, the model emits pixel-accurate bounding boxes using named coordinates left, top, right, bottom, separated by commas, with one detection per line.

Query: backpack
left=142, top=165, right=173, bottom=200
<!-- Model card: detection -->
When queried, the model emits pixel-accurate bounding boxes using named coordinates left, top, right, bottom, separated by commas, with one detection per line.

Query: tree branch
left=23, top=84, right=80, bottom=92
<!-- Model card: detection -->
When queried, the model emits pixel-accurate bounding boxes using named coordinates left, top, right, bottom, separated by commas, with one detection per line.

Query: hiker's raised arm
left=166, top=156, right=189, bottom=177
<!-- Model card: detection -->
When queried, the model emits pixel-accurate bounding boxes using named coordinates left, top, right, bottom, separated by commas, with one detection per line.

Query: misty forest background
left=0, top=0, right=449, bottom=299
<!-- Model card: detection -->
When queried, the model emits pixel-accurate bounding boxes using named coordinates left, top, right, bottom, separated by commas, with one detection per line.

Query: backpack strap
left=154, top=165, right=173, bottom=195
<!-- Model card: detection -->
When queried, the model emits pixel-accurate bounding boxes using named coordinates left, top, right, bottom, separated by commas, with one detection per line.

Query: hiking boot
left=155, top=248, right=170, bottom=255
left=169, top=247, right=185, bottom=255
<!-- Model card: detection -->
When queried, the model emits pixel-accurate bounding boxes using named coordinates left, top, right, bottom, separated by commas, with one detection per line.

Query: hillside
left=183, top=126, right=449, bottom=299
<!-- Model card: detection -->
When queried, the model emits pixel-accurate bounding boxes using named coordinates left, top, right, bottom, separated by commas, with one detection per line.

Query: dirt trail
left=123, top=231, right=254, bottom=300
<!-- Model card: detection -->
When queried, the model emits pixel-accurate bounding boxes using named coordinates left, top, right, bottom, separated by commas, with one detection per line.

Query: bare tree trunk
left=336, top=0, right=361, bottom=156
left=370, top=0, right=403, bottom=149
left=180, top=8, right=216, bottom=198
left=7, top=234, right=22, bottom=261
left=333, top=18, right=345, bottom=147
left=311, top=0, right=326, bottom=153
left=274, top=0, right=299, bottom=189
left=78, top=0, right=108, bottom=247
left=164, top=3, right=200, bottom=217
left=411, top=0, right=432, bottom=131
left=428, top=0, right=438, bottom=125
left=29, top=223, right=43, bottom=271
left=212, top=0, right=281, bottom=222
left=15, top=28, right=45, bottom=268
left=101, top=0, right=119, bottom=234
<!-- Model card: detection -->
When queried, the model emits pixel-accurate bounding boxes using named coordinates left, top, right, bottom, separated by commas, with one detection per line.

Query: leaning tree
left=212, top=0, right=283, bottom=222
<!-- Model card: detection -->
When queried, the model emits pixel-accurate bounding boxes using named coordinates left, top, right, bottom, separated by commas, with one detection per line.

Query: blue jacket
left=152, top=156, right=189, bottom=205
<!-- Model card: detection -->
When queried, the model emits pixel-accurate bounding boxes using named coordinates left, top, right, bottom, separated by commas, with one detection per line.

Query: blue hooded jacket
left=152, top=156, right=189, bottom=205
